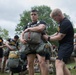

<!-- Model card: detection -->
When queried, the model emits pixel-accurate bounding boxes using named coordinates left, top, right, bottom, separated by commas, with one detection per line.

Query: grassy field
left=0, top=62, right=76, bottom=75
left=67, top=62, right=76, bottom=75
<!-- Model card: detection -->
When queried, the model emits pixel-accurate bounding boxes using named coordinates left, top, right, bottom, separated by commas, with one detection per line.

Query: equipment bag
left=7, top=51, right=20, bottom=68
left=24, top=32, right=41, bottom=44
left=7, top=50, right=27, bottom=73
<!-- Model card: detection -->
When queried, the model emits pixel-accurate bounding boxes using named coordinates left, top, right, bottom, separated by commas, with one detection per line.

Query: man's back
left=59, top=18, right=74, bottom=44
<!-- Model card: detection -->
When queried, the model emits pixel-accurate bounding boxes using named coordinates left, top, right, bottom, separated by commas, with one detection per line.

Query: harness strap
left=28, top=31, right=31, bottom=40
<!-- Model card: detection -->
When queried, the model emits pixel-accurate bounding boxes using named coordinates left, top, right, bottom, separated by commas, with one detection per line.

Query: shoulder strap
left=27, top=21, right=40, bottom=27
left=27, top=22, right=31, bottom=28
left=36, top=20, right=40, bottom=26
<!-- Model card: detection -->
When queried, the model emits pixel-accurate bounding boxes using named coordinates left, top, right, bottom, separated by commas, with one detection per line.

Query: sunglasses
left=31, top=14, right=37, bottom=16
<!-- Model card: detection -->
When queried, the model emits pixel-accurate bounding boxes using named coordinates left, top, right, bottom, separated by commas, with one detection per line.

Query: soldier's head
left=30, top=9, right=38, bottom=22
left=50, top=8, right=65, bottom=23
left=14, top=35, right=19, bottom=41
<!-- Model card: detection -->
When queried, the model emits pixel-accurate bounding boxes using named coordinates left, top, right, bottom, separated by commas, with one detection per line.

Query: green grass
left=0, top=70, right=76, bottom=75
left=70, top=69, right=76, bottom=75
left=67, top=62, right=76, bottom=75
left=0, top=62, right=76, bottom=75
left=67, top=62, right=76, bottom=68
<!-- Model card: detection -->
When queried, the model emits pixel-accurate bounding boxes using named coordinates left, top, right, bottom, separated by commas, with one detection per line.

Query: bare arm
left=4, top=43, right=14, bottom=50
left=50, top=33, right=66, bottom=41
left=0, top=46, right=4, bottom=48
left=24, top=24, right=46, bottom=33
left=51, top=32, right=58, bottom=37
left=43, top=33, right=66, bottom=41
left=20, top=31, right=27, bottom=44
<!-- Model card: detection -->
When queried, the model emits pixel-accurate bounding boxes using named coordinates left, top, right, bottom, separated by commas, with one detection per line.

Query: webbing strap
left=28, top=31, right=31, bottom=40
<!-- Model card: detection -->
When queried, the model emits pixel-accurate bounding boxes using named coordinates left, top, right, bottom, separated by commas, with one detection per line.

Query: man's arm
left=0, top=46, right=4, bottom=48
left=20, top=31, right=27, bottom=44
left=51, top=32, right=58, bottom=37
left=4, top=42, right=14, bottom=50
left=24, top=24, right=46, bottom=33
left=43, top=33, right=66, bottom=41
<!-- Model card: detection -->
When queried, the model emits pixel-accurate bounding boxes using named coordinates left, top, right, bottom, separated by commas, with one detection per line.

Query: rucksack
left=24, top=32, right=41, bottom=44
left=7, top=51, right=20, bottom=68
left=3, top=45, right=18, bottom=57
left=7, top=51, right=27, bottom=73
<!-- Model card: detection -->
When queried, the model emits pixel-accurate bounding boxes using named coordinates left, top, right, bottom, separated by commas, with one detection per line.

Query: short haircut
left=50, top=8, right=62, bottom=18
left=31, top=9, right=38, bottom=13
left=14, top=35, right=19, bottom=39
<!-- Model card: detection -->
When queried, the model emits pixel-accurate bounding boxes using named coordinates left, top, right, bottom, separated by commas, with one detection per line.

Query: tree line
left=0, top=5, right=75, bottom=45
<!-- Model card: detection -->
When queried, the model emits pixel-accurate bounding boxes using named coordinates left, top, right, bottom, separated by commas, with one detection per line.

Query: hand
left=3, top=45, right=7, bottom=47
left=4, top=42, right=9, bottom=47
left=24, top=28, right=30, bottom=33
left=20, top=38, right=27, bottom=44
left=43, top=34, right=49, bottom=41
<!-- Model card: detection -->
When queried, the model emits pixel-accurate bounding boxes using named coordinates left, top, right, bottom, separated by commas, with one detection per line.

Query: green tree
left=15, top=5, right=59, bottom=45
left=15, top=5, right=71, bottom=46
left=15, top=5, right=58, bottom=35
left=0, top=26, right=9, bottom=39
left=74, top=28, right=76, bottom=33
left=64, top=13, right=70, bottom=19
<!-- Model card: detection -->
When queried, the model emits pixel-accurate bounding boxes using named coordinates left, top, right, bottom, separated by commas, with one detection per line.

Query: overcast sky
left=0, top=0, right=76, bottom=37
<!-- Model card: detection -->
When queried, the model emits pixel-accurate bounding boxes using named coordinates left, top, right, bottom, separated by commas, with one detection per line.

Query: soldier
left=20, top=9, right=49, bottom=75
left=0, top=37, right=6, bottom=71
left=1, top=35, right=19, bottom=73
left=43, top=8, right=74, bottom=75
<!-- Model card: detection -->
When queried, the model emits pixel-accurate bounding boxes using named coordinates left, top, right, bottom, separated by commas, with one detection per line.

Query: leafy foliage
left=15, top=5, right=59, bottom=45
left=15, top=5, right=71, bottom=46
left=0, top=26, right=9, bottom=39
left=15, top=5, right=58, bottom=35
left=15, top=11, right=31, bottom=34
left=74, top=28, right=76, bottom=33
